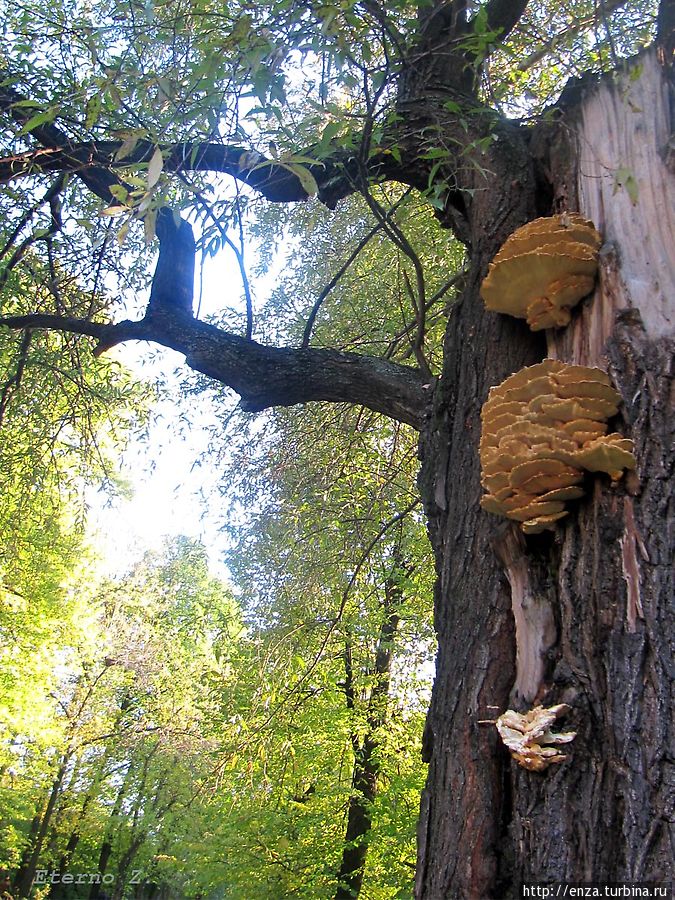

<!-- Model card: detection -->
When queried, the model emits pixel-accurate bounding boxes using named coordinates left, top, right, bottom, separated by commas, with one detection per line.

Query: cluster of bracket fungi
left=480, top=213, right=602, bottom=330
left=496, top=704, right=577, bottom=772
left=478, top=215, right=636, bottom=536
left=479, top=214, right=637, bottom=770
left=479, top=358, right=636, bottom=534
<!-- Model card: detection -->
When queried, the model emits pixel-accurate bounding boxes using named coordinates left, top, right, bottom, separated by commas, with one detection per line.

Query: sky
left=87, top=244, right=257, bottom=581
left=87, top=372, right=232, bottom=578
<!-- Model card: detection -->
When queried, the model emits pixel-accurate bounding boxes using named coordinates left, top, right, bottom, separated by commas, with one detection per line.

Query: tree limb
left=0, top=311, right=429, bottom=428
left=0, top=77, right=368, bottom=207
left=0, top=140, right=360, bottom=205
left=0, top=80, right=122, bottom=202
left=482, top=0, right=530, bottom=43
left=0, top=74, right=369, bottom=209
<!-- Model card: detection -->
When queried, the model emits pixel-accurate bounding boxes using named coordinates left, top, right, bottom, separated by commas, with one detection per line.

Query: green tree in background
left=2, top=538, right=243, bottom=898
left=0, top=270, right=146, bottom=889
left=221, top=401, right=435, bottom=898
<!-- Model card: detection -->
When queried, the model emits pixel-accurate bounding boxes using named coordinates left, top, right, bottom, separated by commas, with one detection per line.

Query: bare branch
left=517, top=0, right=630, bottom=72
left=0, top=311, right=429, bottom=428
left=0, top=175, right=67, bottom=292
left=0, top=329, right=32, bottom=426
left=0, top=313, right=148, bottom=346
left=301, top=221, right=383, bottom=349
left=180, top=175, right=254, bottom=339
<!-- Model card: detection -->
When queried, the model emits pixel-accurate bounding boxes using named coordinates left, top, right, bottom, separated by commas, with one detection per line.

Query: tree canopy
left=0, top=1, right=658, bottom=419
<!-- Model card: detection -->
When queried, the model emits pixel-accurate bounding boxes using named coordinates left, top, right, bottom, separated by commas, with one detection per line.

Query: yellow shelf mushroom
left=480, top=214, right=602, bottom=330
left=479, top=359, right=636, bottom=533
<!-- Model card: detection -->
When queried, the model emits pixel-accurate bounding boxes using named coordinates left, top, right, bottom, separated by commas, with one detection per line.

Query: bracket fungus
left=496, top=704, right=576, bottom=772
left=480, top=214, right=602, bottom=330
left=480, top=359, right=636, bottom=534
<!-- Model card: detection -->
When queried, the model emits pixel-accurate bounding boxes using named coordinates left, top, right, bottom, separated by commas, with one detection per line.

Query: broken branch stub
left=480, top=214, right=602, bottom=330
left=479, top=359, right=636, bottom=533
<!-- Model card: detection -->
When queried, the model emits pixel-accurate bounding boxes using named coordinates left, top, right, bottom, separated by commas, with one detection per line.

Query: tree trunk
left=13, top=755, right=70, bottom=898
left=415, top=48, right=674, bottom=898
left=89, top=767, right=131, bottom=900
left=50, top=788, right=96, bottom=898
left=111, top=833, right=145, bottom=900
left=11, top=814, right=41, bottom=897
left=335, top=567, right=403, bottom=899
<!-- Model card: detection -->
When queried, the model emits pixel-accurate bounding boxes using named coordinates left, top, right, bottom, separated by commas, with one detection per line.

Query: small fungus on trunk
left=496, top=704, right=577, bottom=772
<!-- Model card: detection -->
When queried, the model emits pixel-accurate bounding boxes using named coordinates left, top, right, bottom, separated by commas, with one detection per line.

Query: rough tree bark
left=415, top=46, right=674, bottom=899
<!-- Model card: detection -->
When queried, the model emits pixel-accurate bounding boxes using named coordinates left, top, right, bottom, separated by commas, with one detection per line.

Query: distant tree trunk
left=89, top=766, right=132, bottom=900
left=50, top=788, right=95, bottom=899
left=52, top=702, right=132, bottom=894
left=335, top=563, right=404, bottom=899
left=111, top=759, right=177, bottom=900
left=110, top=832, right=145, bottom=900
left=13, top=754, right=71, bottom=898
left=415, top=48, right=675, bottom=899
left=11, top=814, right=40, bottom=897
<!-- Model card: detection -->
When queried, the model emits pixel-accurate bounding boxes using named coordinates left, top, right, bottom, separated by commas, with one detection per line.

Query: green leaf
left=144, top=208, right=157, bottom=242
left=320, top=121, right=343, bottom=147
left=109, top=184, right=129, bottom=203
left=85, top=94, right=102, bottom=130
left=614, top=166, right=639, bottom=205
left=420, top=148, right=450, bottom=160
left=117, top=219, right=131, bottom=245
left=17, top=106, right=60, bottom=135
left=286, top=163, right=318, bottom=197
left=10, top=99, right=42, bottom=109
left=147, top=147, right=164, bottom=188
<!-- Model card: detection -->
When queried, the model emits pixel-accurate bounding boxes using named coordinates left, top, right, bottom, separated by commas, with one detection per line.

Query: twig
left=301, top=188, right=413, bottom=349
left=0, top=175, right=67, bottom=292
left=0, top=329, right=32, bottom=427
left=178, top=173, right=254, bottom=338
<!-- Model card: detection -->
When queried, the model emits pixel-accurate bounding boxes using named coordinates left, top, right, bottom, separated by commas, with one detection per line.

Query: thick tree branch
left=0, top=139, right=366, bottom=207
left=0, top=311, right=429, bottom=428
left=0, top=77, right=367, bottom=207
left=482, top=0, right=530, bottom=44
left=0, top=314, right=149, bottom=345
left=657, top=0, right=674, bottom=68
left=0, top=81, right=122, bottom=202
left=0, top=76, right=370, bottom=208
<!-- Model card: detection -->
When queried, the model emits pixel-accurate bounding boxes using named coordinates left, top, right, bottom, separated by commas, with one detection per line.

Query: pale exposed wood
left=551, top=49, right=675, bottom=365
left=494, top=527, right=557, bottom=704
left=500, top=48, right=675, bottom=891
